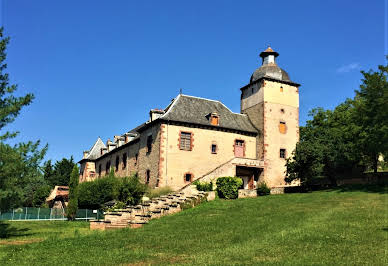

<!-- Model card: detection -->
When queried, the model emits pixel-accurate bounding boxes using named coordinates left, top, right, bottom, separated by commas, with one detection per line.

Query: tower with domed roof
left=240, top=47, right=300, bottom=188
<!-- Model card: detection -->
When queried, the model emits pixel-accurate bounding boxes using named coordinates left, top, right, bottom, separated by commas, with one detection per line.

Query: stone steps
left=90, top=189, right=213, bottom=230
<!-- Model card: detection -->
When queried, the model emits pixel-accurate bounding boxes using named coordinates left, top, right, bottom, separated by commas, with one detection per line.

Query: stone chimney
left=114, top=135, right=125, bottom=147
left=106, top=139, right=117, bottom=152
left=83, top=151, right=89, bottom=159
left=149, top=109, right=165, bottom=122
left=124, top=132, right=137, bottom=143
left=100, top=147, right=107, bottom=155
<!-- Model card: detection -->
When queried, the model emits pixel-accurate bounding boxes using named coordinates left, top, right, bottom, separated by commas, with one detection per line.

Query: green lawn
left=0, top=187, right=387, bottom=265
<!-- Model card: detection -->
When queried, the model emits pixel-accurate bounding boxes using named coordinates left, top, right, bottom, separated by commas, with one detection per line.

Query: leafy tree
left=286, top=102, right=363, bottom=187
left=0, top=27, right=47, bottom=211
left=67, top=165, right=79, bottom=221
left=285, top=59, right=387, bottom=187
left=354, top=59, right=388, bottom=172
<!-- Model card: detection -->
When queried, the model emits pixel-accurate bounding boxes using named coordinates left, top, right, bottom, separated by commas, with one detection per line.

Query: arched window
left=115, top=156, right=119, bottom=171
left=122, top=153, right=127, bottom=169
left=106, top=161, right=111, bottom=173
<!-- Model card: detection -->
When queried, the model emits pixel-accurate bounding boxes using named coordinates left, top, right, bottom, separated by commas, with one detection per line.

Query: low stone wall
left=270, top=187, right=284, bottom=194
left=238, top=189, right=257, bottom=198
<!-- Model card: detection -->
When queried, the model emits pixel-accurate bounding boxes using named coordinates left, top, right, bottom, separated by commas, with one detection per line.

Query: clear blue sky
left=1, top=0, right=386, bottom=162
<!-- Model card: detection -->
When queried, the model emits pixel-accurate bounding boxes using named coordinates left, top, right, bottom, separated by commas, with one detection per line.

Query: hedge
left=216, top=177, right=242, bottom=199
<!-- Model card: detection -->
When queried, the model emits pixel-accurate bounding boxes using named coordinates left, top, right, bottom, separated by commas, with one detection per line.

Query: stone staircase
left=90, top=187, right=213, bottom=230
left=180, top=157, right=264, bottom=194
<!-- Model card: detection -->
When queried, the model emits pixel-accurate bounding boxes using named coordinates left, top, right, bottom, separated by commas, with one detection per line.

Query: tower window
left=122, top=153, right=127, bottom=169
left=147, top=135, right=153, bottom=153
left=135, top=153, right=138, bottom=165
left=280, top=108, right=285, bottom=114
left=280, top=149, right=286, bottom=159
left=98, top=164, right=101, bottom=177
left=279, top=121, right=287, bottom=134
left=179, top=132, right=192, bottom=151
left=211, top=144, right=217, bottom=154
left=184, top=173, right=193, bottom=182
left=280, top=86, right=283, bottom=92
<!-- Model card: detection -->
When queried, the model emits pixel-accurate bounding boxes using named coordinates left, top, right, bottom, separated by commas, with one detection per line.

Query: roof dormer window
left=210, top=112, right=219, bottom=126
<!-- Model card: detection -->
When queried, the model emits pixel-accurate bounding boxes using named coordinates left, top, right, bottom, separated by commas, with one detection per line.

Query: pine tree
left=0, top=27, right=47, bottom=211
left=0, top=27, right=34, bottom=140
left=67, top=165, right=80, bottom=221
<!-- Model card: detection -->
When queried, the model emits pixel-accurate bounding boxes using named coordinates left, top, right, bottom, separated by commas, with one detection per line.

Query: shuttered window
left=180, top=132, right=192, bottom=151
left=279, top=121, right=286, bottom=134
left=210, top=115, right=219, bottom=125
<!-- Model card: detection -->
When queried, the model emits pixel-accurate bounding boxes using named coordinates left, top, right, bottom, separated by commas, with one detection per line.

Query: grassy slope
left=0, top=189, right=387, bottom=265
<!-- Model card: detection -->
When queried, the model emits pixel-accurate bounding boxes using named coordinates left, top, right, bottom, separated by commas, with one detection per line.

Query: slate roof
left=159, top=94, right=258, bottom=134
left=84, top=137, right=106, bottom=160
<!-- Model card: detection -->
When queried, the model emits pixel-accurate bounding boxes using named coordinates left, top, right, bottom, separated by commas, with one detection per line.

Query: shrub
left=216, top=177, right=243, bottom=199
left=78, top=175, right=119, bottom=209
left=78, top=173, right=147, bottom=210
left=117, top=175, right=147, bottom=206
left=194, top=180, right=213, bottom=191
left=256, top=182, right=271, bottom=196
left=146, top=186, right=172, bottom=199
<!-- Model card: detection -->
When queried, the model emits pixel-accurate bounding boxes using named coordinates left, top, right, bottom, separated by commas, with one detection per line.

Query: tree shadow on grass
left=0, top=221, right=32, bottom=239
left=336, top=184, right=388, bottom=194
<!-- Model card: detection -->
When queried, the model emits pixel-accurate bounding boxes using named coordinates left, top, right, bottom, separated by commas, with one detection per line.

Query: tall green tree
left=354, top=59, right=388, bottom=172
left=0, top=27, right=34, bottom=140
left=67, top=165, right=79, bottom=221
left=0, top=27, right=47, bottom=210
left=44, top=157, right=75, bottom=187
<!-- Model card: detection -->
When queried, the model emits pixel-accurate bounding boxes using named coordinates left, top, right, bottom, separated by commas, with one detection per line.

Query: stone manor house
left=79, top=47, right=300, bottom=191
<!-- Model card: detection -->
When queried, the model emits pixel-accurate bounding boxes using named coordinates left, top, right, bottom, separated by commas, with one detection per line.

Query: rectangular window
left=279, top=121, right=286, bottom=134
left=135, top=153, right=138, bottom=165
left=98, top=165, right=101, bottom=177
left=211, top=144, right=217, bottom=154
left=146, top=170, right=150, bottom=184
left=210, top=116, right=219, bottom=126
left=185, top=173, right=192, bottom=182
left=280, top=149, right=286, bottom=159
left=234, top=139, right=245, bottom=157
left=147, top=135, right=152, bottom=153
left=180, top=132, right=192, bottom=151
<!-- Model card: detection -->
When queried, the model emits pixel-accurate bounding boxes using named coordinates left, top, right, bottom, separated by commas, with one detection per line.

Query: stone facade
left=78, top=47, right=300, bottom=191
